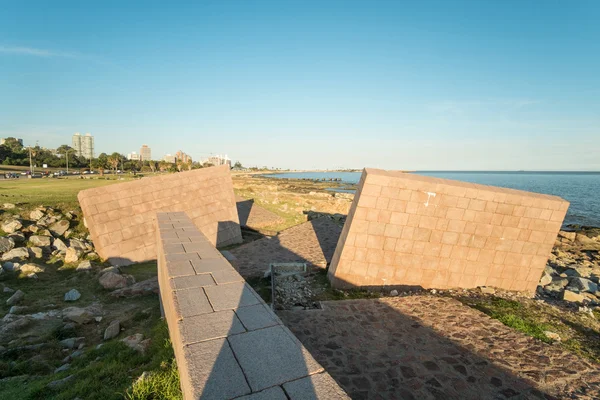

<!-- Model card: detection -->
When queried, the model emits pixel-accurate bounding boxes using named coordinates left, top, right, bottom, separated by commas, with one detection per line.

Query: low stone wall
left=78, top=165, right=241, bottom=266
left=157, top=212, right=349, bottom=399
left=329, top=168, right=569, bottom=295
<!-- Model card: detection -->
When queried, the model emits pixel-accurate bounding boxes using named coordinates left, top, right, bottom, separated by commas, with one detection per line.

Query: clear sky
left=1, top=1, right=598, bottom=170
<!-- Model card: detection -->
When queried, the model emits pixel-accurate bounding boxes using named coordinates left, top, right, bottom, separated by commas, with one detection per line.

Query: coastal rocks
left=1, top=219, right=22, bottom=234
left=29, top=247, right=43, bottom=259
left=558, top=231, right=576, bottom=242
left=49, top=220, right=70, bottom=237
left=64, top=247, right=82, bottom=263
left=103, top=320, right=121, bottom=340
left=99, top=271, right=134, bottom=290
left=563, top=290, right=586, bottom=303
left=575, top=234, right=596, bottom=246
left=64, top=289, right=81, bottom=302
left=539, top=272, right=552, bottom=287
left=0, top=237, right=15, bottom=253
left=569, top=277, right=598, bottom=293
left=76, top=260, right=93, bottom=271
left=53, top=238, right=68, bottom=253
left=29, top=235, right=52, bottom=247
left=6, top=290, right=24, bottom=306
left=30, top=209, right=45, bottom=221
left=20, top=263, right=45, bottom=274
left=1, top=247, right=29, bottom=261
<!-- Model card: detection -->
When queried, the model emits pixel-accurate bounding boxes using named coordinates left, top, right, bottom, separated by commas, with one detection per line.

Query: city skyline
left=1, top=2, right=599, bottom=170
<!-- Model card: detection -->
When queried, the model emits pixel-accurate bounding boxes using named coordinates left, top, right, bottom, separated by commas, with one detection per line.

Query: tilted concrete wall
left=328, top=169, right=569, bottom=295
left=78, top=165, right=242, bottom=265
left=157, top=212, right=349, bottom=399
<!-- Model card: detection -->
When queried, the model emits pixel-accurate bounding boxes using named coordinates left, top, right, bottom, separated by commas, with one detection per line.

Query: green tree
left=2, top=137, right=23, bottom=153
left=233, top=161, right=243, bottom=169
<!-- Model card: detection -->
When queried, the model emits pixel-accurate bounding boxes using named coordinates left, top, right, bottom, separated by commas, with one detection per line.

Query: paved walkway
left=279, top=296, right=600, bottom=400
left=236, top=196, right=284, bottom=229
left=231, top=218, right=342, bottom=278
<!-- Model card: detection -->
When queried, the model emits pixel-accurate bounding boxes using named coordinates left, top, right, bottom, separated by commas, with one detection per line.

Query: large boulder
left=64, top=247, right=83, bottom=264
left=569, top=277, right=598, bottom=293
left=0, top=237, right=15, bottom=253
left=1, top=219, right=22, bottom=234
left=20, top=263, right=45, bottom=274
left=29, top=235, right=52, bottom=247
left=1, top=247, right=29, bottom=262
left=53, top=238, right=68, bottom=253
left=30, top=209, right=45, bottom=221
left=99, top=272, right=134, bottom=290
left=49, top=220, right=70, bottom=237
left=29, top=247, right=43, bottom=259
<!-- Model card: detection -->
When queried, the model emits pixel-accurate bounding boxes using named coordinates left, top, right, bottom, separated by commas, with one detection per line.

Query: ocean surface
left=264, top=171, right=600, bottom=228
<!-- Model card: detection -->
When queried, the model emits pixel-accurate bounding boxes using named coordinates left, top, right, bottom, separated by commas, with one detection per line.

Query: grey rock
left=20, top=263, right=45, bottom=274
left=6, top=290, right=24, bottom=306
left=54, top=363, right=70, bottom=373
left=53, top=238, right=68, bottom=253
left=2, top=261, right=19, bottom=272
left=539, top=272, right=552, bottom=287
left=9, top=306, right=28, bottom=314
left=0, top=237, right=15, bottom=253
left=103, top=320, right=120, bottom=340
left=99, top=272, right=133, bottom=290
left=64, top=247, right=83, bottom=263
left=121, top=333, right=150, bottom=352
left=570, top=277, right=598, bottom=293
left=1, top=247, right=29, bottom=261
left=68, top=239, right=87, bottom=252
left=64, top=289, right=81, bottom=302
left=3, top=286, right=15, bottom=293
left=76, top=260, right=93, bottom=271
left=390, top=289, right=399, bottom=296
left=1, top=219, right=22, bottom=234
left=30, top=209, right=45, bottom=220
left=29, top=235, right=52, bottom=247
left=63, top=307, right=94, bottom=324
left=47, top=375, right=74, bottom=388
left=99, top=266, right=120, bottom=275
left=59, top=337, right=85, bottom=349
left=564, top=269, right=581, bottom=277
left=49, top=220, right=70, bottom=237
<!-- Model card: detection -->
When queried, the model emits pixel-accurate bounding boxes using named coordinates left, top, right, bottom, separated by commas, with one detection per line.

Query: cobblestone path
left=279, top=296, right=600, bottom=400
left=231, top=218, right=342, bottom=278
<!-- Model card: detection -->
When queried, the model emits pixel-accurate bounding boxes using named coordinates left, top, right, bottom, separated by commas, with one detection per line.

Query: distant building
left=206, top=154, right=231, bottom=168
left=127, top=152, right=141, bottom=161
left=0, top=138, right=24, bottom=146
left=175, top=150, right=192, bottom=164
left=140, top=145, right=151, bottom=161
left=163, top=154, right=176, bottom=163
left=72, top=132, right=94, bottom=159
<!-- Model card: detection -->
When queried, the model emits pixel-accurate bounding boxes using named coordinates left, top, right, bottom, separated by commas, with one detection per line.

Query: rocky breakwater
left=537, top=228, right=600, bottom=306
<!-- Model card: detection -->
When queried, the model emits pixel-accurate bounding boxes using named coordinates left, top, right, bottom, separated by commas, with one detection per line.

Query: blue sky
left=1, top=1, right=598, bottom=170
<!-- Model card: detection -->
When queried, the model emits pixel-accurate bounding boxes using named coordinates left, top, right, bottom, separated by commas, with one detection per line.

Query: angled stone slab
left=170, top=274, right=215, bottom=291
left=235, top=303, right=281, bottom=331
left=173, top=288, right=213, bottom=318
left=228, top=325, right=323, bottom=392
left=204, top=282, right=261, bottom=311
left=211, top=269, right=245, bottom=285
left=283, top=373, right=351, bottom=400
left=183, top=338, right=250, bottom=399
left=166, top=259, right=196, bottom=277
left=191, top=258, right=232, bottom=274
left=178, top=310, right=245, bottom=345
left=236, top=386, right=288, bottom=400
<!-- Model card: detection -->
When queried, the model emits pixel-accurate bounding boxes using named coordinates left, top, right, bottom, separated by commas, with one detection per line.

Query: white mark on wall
left=424, top=192, right=437, bottom=207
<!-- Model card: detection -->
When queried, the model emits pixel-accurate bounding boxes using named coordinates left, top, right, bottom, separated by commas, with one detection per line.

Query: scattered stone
left=0, top=237, right=15, bottom=253
left=110, top=277, right=157, bottom=297
left=63, top=307, right=94, bottom=324
left=9, top=306, right=28, bottom=314
left=47, top=375, right=74, bottom=388
left=49, top=220, right=70, bottom=237
left=121, top=333, right=149, bottom=352
left=2, top=261, right=19, bottom=272
left=479, top=286, right=496, bottom=295
left=64, top=247, right=83, bottom=263
left=1, top=247, right=29, bottom=261
left=2, top=203, right=16, bottom=209
left=20, top=263, right=45, bottom=274
left=563, top=290, right=586, bottom=303
left=95, top=316, right=103, bottom=323
left=54, top=363, right=70, bottom=374
left=64, top=289, right=81, bottom=302
left=1, top=219, right=22, bottom=234
left=29, top=247, right=43, bottom=259
left=53, top=238, right=68, bottom=253
left=103, top=320, right=121, bottom=340
left=30, top=209, right=45, bottom=220
left=569, top=277, right=598, bottom=293
left=390, top=289, right=399, bottom=297
left=99, top=272, right=134, bottom=290
left=59, top=337, right=85, bottom=349
left=29, top=235, right=52, bottom=247
left=6, top=290, right=25, bottom=306
left=3, top=286, right=15, bottom=293
left=539, top=272, right=552, bottom=287
left=76, top=260, right=93, bottom=271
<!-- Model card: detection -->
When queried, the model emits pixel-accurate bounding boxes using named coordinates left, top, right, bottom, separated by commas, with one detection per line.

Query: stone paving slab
left=228, top=325, right=324, bottom=392
left=212, top=269, right=245, bottom=285
left=235, top=386, right=288, bottom=400
left=204, top=282, right=262, bottom=311
left=170, top=274, right=215, bottom=290
left=184, top=338, right=250, bottom=399
left=191, top=258, right=232, bottom=274
left=231, top=217, right=343, bottom=278
left=173, top=287, right=213, bottom=318
left=235, top=303, right=281, bottom=331
left=179, top=310, right=245, bottom=345
left=283, top=373, right=351, bottom=400
left=279, top=296, right=600, bottom=400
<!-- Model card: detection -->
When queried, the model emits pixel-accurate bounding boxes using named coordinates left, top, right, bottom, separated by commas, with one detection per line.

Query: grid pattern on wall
left=328, top=168, right=569, bottom=295
left=78, top=165, right=242, bottom=265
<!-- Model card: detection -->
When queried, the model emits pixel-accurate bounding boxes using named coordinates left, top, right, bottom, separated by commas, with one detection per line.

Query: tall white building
left=72, top=133, right=94, bottom=159
left=140, top=144, right=152, bottom=161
